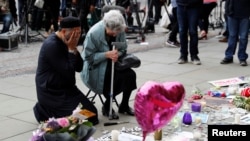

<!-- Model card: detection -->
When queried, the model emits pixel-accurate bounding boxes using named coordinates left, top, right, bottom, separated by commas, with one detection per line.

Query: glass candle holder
left=191, top=103, right=201, bottom=112
left=154, top=129, right=162, bottom=140
left=182, top=112, right=192, bottom=125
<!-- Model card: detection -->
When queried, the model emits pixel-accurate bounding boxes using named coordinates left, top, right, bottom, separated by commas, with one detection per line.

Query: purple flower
left=29, top=129, right=45, bottom=141
left=46, top=118, right=61, bottom=130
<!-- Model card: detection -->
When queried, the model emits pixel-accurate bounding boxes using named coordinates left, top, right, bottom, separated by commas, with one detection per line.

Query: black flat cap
left=60, top=16, right=80, bottom=28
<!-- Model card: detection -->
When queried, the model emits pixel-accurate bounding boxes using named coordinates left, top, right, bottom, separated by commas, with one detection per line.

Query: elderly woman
left=80, top=10, right=136, bottom=119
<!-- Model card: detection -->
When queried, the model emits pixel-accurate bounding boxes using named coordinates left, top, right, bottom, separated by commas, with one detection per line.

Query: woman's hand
left=106, top=49, right=118, bottom=62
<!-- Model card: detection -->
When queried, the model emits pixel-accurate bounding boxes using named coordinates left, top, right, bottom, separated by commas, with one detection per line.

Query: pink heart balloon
left=134, top=81, right=185, bottom=141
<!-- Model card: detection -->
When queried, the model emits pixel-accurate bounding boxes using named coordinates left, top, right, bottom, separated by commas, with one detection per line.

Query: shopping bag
left=159, top=11, right=170, bottom=28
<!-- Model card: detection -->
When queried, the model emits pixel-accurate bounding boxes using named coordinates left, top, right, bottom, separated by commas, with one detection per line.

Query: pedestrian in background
left=198, top=0, right=217, bottom=40
left=43, top=0, right=61, bottom=37
left=75, top=0, right=97, bottom=34
left=0, top=0, right=17, bottom=33
left=218, top=0, right=228, bottom=43
left=17, top=0, right=24, bottom=26
left=220, top=0, right=250, bottom=66
left=176, top=0, right=203, bottom=65
left=166, top=0, right=180, bottom=47
left=148, top=0, right=163, bottom=24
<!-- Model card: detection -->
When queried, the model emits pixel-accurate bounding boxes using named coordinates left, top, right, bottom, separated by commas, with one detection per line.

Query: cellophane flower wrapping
left=29, top=104, right=96, bottom=141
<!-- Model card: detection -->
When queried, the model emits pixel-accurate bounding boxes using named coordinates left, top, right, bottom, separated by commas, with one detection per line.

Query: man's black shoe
left=119, top=106, right=135, bottom=116
left=240, top=60, right=248, bottom=66
left=102, top=106, right=119, bottom=119
left=220, top=58, right=233, bottom=64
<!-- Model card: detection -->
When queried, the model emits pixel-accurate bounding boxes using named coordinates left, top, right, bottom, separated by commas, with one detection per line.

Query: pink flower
left=57, top=118, right=70, bottom=127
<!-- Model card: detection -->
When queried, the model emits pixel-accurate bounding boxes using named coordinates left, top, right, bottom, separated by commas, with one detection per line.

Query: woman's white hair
left=103, top=10, right=126, bottom=32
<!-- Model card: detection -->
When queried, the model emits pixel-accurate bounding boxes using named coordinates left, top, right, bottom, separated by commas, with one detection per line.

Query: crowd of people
left=1, top=0, right=249, bottom=126
left=165, top=0, right=250, bottom=67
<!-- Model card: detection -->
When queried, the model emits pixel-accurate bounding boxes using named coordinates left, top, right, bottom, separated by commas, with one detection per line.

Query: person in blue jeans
left=0, top=0, right=17, bottom=34
left=166, top=0, right=180, bottom=48
left=176, top=0, right=203, bottom=65
left=220, top=0, right=250, bottom=66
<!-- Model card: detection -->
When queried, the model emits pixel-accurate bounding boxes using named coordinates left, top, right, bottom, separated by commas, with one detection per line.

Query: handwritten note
left=208, top=77, right=248, bottom=87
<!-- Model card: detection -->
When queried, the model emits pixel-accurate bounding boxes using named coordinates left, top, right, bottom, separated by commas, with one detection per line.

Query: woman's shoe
left=198, top=35, right=207, bottom=40
left=118, top=106, right=135, bottom=116
left=198, top=31, right=207, bottom=40
left=102, top=106, right=119, bottom=119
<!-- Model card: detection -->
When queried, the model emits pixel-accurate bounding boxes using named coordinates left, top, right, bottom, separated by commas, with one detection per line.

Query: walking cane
left=109, top=44, right=115, bottom=120
left=109, top=42, right=125, bottom=120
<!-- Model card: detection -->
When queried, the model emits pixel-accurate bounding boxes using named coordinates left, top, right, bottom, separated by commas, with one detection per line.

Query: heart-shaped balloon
left=134, top=81, right=185, bottom=141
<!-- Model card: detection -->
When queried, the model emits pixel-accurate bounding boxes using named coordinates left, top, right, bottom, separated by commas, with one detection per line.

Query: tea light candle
left=191, top=103, right=201, bottom=112
left=234, top=114, right=241, bottom=124
left=111, top=130, right=120, bottom=141
left=199, top=101, right=206, bottom=108
left=193, top=130, right=202, bottom=139
left=195, top=116, right=201, bottom=124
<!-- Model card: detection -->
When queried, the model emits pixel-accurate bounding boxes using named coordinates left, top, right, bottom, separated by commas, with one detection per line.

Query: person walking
left=176, top=0, right=203, bottom=65
left=220, top=0, right=250, bottom=66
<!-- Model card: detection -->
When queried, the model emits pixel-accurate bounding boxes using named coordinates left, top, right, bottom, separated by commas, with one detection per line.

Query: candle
left=199, top=101, right=206, bottom=108
left=111, top=130, right=120, bottom=141
left=191, top=103, right=201, bottom=112
left=195, top=116, right=201, bottom=124
left=154, top=129, right=162, bottom=140
left=182, top=112, right=192, bottom=125
left=234, top=114, right=241, bottom=124
left=193, top=130, right=202, bottom=139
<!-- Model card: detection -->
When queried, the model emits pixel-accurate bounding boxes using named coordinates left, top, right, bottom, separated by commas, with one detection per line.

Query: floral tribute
left=232, top=95, right=250, bottom=111
left=29, top=104, right=96, bottom=141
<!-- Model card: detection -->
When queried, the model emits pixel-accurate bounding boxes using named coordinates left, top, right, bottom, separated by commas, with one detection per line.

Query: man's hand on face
left=63, top=27, right=81, bottom=50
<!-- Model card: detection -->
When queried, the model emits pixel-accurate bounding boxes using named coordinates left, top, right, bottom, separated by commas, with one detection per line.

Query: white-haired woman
left=80, top=10, right=136, bottom=119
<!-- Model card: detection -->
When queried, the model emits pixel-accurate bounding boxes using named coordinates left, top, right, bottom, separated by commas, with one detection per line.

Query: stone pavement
left=0, top=24, right=250, bottom=141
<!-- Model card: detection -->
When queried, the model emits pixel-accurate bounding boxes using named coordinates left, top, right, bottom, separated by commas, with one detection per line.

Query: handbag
left=159, top=7, right=171, bottom=28
left=34, top=0, right=44, bottom=9
left=115, top=53, right=141, bottom=71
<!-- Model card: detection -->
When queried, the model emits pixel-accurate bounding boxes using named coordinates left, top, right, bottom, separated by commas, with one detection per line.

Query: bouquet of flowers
left=29, top=104, right=96, bottom=141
